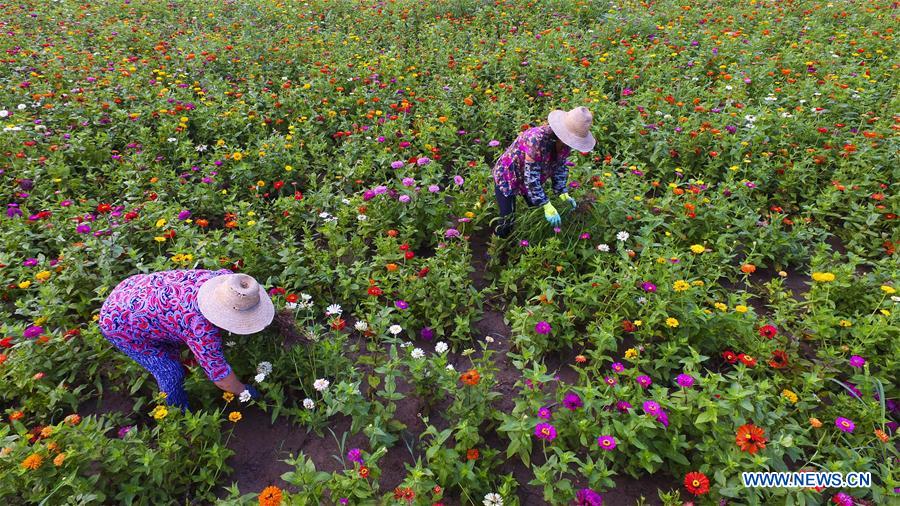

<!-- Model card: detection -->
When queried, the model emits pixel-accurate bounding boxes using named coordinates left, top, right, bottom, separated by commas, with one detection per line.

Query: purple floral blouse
left=492, top=125, right=572, bottom=206
left=99, top=269, right=233, bottom=382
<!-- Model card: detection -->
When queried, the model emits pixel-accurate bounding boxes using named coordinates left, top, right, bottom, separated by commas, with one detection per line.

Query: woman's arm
left=213, top=371, right=247, bottom=394
left=523, top=154, right=549, bottom=206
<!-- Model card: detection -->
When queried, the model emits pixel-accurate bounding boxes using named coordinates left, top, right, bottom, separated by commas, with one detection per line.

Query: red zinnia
left=735, top=423, right=767, bottom=454
left=758, top=325, right=778, bottom=339
left=367, top=285, right=382, bottom=297
left=722, top=350, right=738, bottom=364
left=622, top=320, right=636, bottom=333
left=466, top=448, right=479, bottom=461
left=768, top=350, right=789, bottom=369
left=684, top=471, right=710, bottom=495
left=738, top=353, right=756, bottom=367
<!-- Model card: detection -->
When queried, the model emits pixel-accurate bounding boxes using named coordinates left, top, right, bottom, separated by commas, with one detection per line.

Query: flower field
left=1, top=0, right=898, bottom=504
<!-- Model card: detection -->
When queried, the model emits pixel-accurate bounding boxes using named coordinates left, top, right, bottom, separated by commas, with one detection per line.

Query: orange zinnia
left=735, top=423, right=767, bottom=454
left=460, top=369, right=481, bottom=386
left=258, top=485, right=283, bottom=506
left=21, top=453, right=43, bottom=470
left=740, top=263, right=756, bottom=274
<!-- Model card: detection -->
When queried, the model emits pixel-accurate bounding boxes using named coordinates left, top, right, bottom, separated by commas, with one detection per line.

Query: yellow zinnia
left=811, top=272, right=835, bottom=282
left=228, top=411, right=242, bottom=423
left=690, top=244, right=705, bottom=254
left=880, top=285, right=896, bottom=294
left=35, top=271, right=51, bottom=282
left=151, top=406, right=168, bottom=420
left=673, top=280, right=691, bottom=292
left=666, top=317, right=679, bottom=328
left=624, top=348, right=638, bottom=360
left=781, top=389, right=798, bottom=404
left=735, top=305, right=749, bottom=313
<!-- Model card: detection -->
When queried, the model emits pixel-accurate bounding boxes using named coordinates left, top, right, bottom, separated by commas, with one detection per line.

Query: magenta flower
left=562, top=392, right=583, bottom=411
left=534, top=321, right=552, bottom=334
left=604, top=376, right=617, bottom=386
left=76, top=223, right=91, bottom=234
left=615, top=401, right=632, bottom=413
left=537, top=407, right=552, bottom=420
left=420, top=327, right=434, bottom=340
left=611, top=362, right=625, bottom=373
left=676, top=373, right=695, bottom=388
left=177, top=209, right=191, bottom=220
left=394, top=300, right=408, bottom=310
left=398, top=195, right=411, bottom=203
left=444, top=228, right=461, bottom=238
left=23, top=325, right=43, bottom=339
left=640, top=281, right=657, bottom=292
left=636, top=375, right=652, bottom=388
left=427, top=184, right=440, bottom=193
left=849, top=355, right=865, bottom=368
left=117, top=425, right=134, bottom=438
left=488, top=140, right=500, bottom=147
left=520, top=240, right=529, bottom=247
left=453, top=175, right=464, bottom=186
left=390, top=160, right=404, bottom=169
left=835, top=417, right=855, bottom=433
left=832, top=492, right=853, bottom=506
left=22, top=258, right=38, bottom=267
left=346, top=448, right=364, bottom=464
left=534, top=422, right=557, bottom=441
left=575, top=488, right=603, bottom=506
left=417, top=157, right=431, bottom=166
left=401, top=177, right=415, bottom=187
left=597, top=435, right=616, bottom=451
left=642, top=400, right=661, bottom=416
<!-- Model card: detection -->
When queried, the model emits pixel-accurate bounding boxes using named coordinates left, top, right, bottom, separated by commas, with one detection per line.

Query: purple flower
left=398, top=195, right=411, bottom=203
left=23, top=325, right=43, bottom=339
left=390, top=160, right=404, bottom=169
left=373, top=185, right=388, bottom=195
left=575, top=488, right=603, bottom=506
left=117, top=425, right=134, bottom=438
left=604, top=376, right=617, bottom=386
left=339, top=499, right=349, bottom=506
left=520, top=240, right=529, bottom=247
left=534, top=422, right=557, bottom=441
left=76, top=224, right=91, bottom=234
left=394, top=300, right=408, bottom=310
left=642, top=400, right=661, bottom=416
left=346, top=448, right=364, bottom=464
left=22, top=258, right=38, bottom=267
left=636, top=375, right=652, bottom=388
left=676, top=373, right=695, bottom=388
left=537, top=407, right=552, bottom=420
left=417, top=157, right=431, bottom=166
left=615, top=401, right=632, bottom=413
left=611, top=362, right=624, bottom=373
left=849, top=355, right=865, bottom=368
left=488, top=140, right=500, bottom=147
left=401, top=177, right=415, bottom=187
left=177, top=209, right=191, bottom=220
left=444, top=228, right=460, bottom=238
left=832, top=492, right=853, bottom=506
left=453, top=175, right=464, bottom=186
left=640, top=281, right=657, bottom=293
left=835, top=417, right=855, bottom=433
left=427, top=184, right=440, bottom=193
left=596, top=436, right=616, bottom=451
left=420, top=327, right=434, bottom=340
left=563, top=392, right=583, bottom=411
left=534, top=321, right=552, bottom=335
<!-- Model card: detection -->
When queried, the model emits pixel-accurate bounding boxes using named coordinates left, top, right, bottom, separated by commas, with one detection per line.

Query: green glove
left=543, top=202, right=561, bottom=227
left=560, top=193, right=577, bottom=210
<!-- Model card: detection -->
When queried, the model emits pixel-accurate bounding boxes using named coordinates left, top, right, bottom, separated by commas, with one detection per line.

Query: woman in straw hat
left=98, top=269, right=275, bottom=410
left=491, top=106, right=596, bottom=237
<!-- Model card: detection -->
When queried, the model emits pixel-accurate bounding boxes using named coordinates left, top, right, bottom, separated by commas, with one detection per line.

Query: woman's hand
left=543, top=202, right=561, bottom=226
left=213, top=371, right=248, bottom=394
left=560, top=193, right=577, bottom=210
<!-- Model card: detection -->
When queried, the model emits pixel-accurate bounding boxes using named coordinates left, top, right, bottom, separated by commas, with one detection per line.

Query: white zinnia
left=239, top=390, right=252, bottom=403
left=254, top=373, right=266, bottom=383
left=354, top=321, right=369, bottom=332
left=616, top=231, right=629, bottom=242
left=257, top=361, right=273, bottom=375
left=446, top=364, right=455, bottom=371
left=435, top=342, right=448, bottom=354
left=313, top=378, right=330, bottom=392
left=483, top=493, right=503, bottom=506
left=325, top=303, right=342, bottom=316
left=411, top=348, right=425, bottom=359
left=597, top=243, right=610, bottom=252
left=388, top=324, right=402, bottom=335
left=303, top=398, right=315, bottom=409
left=0, top=110, right=8, bottom=118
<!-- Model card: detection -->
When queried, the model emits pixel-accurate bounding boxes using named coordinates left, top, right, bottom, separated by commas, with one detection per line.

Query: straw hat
left=547, top=106, right=596, bottom=152
left=197, top=273, right=274, bottom=335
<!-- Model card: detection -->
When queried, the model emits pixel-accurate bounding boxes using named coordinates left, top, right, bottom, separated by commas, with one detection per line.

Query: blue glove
left=560, top=193, right=577, bottom=210
left=543, top=202, right=561, bottom=227
left=244, top=384, right=261, bottom=399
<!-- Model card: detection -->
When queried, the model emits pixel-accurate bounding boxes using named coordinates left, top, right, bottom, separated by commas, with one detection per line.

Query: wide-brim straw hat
left=548, top=106, right=596, bottom=152
left=197, top=273, right=274, bottom=335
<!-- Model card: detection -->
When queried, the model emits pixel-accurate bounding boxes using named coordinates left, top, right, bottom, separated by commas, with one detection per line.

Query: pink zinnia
left=835, top=417, right=855, bottom=433
left=848, top=355, right=865, bottom=368
left=534, top=423, right=557, bottom=441
left=597, top=436, right=616, bottom=451
left=534, top=321, right=551, bottom=334
left=636, top=375, right=652, bottom=388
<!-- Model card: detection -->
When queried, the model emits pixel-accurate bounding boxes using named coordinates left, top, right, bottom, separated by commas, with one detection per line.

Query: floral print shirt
left=492, top=125, right=572, bottom=205
left=99, top=269, right=233, bottom=382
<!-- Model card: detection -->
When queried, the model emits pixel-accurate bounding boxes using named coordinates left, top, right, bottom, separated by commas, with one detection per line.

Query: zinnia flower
left=460, top=369, right=480, bottom=386
left=758, top=325, right=778, bottom=339
left=596, top=436, right=616, bottom=451
left=537, top=407, right=551, bottom=419
left=347, top=448, right=364, bottom=464
left=562, top=392, right=583, bottom=411
left=676, top=373, right=695, bottom=388
left=684, top=471, right=710, bottom=495
left=20, top=453, right=43, bottom=470
left=534, top=321, right=552, bottom=334
left=228, top=411, right=242, bottom=422
left=768, top=350, right=789, bottom=369
left=574, top=488, right=603, bottom=505
left=636, top=375, right=652, bottom=388
left=258, top=485, right=283, bottom=506
left=849, top=355, right=865, bottom=368
left=735, top=423, right=767, bottom=454
left=534, top=423, right=557, bottom=441
left=835, top=417, right=855, bottom=433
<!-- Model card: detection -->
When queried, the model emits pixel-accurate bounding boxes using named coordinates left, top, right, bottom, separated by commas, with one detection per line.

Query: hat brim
left=548, top=110, right=596, bottom=153
left=197, top=275, right=275, bottom=335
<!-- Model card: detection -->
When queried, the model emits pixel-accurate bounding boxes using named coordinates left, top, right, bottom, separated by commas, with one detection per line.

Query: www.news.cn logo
left=742, top=472, right=872, bottom=489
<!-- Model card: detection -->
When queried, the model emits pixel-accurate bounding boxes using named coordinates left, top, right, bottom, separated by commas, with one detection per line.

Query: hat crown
left=218, top=274, right=260, bottom=311
left=563, top=107, right=592, bottom=137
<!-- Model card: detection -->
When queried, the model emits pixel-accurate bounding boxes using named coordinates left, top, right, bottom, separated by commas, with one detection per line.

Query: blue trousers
left=116, top=346, right=191, bottom=411
left=495, top=186, right=528, bottom=237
